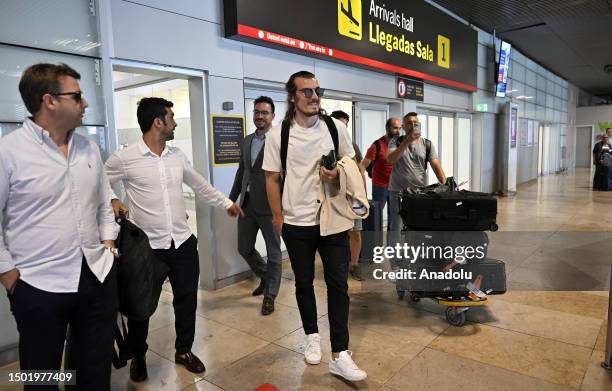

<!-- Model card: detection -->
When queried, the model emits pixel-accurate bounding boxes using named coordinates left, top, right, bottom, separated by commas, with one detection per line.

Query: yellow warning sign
left=437, top=35, right=450, bottom=69
left=338, top=0, right=362, bottom=40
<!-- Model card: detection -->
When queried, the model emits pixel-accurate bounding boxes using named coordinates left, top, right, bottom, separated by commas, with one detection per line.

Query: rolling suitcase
left=359, top=200, right=383, bottom=262
left=399, top=257, right=506, bottom=296
left=400, top=190, right=498, bottom=231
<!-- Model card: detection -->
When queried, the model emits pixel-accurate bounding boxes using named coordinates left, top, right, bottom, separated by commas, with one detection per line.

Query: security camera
left=605, top=64, right=612, bottom=74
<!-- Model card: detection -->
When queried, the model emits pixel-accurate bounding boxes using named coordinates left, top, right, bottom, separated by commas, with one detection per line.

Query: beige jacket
left=317, top=156, right=370, bottom=236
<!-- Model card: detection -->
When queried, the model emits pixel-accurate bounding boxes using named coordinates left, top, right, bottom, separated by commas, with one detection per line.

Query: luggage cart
left=397, top=289, right=488, bottom=327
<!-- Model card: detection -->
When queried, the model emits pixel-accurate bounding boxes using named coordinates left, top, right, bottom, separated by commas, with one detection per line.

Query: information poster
left=519, top=119, right=528, bottom=147
left=510, top=106, right=518, bottom=148
left=211, top=115, right=245, bottom=165
left=527, top=120, right=534, bottom=147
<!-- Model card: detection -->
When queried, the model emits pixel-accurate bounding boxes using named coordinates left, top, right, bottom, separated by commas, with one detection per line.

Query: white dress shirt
left=0, top=118, right=118, bottom=293
left=105, top=140, right=233, bottom=250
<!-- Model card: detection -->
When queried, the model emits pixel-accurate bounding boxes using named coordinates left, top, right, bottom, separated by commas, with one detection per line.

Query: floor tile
left=183, top=379, right=225, bottom=391
left=580, top=350, right=612, bottom=391
left=348, top=298, right=449, bottom=345
left=429, top=323, right=592, bottom=389
left=385, top=348, right=573, bottom=391
left=275, top=319, right=424, bottom=384
left=495, top=290, right=609, bottom=319
left=199, top=299, right=304, bottom=342
left=110, top=351, right=199, bottom=390
left=465, top=297, right=603, bottom=348
left=146, top=316, right=270, bottom=373
left=205, top=343, right=381, bottom=390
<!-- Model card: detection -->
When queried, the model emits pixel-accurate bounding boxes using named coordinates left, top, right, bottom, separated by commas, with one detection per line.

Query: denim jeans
left=371, top=185, right=390, bottom=230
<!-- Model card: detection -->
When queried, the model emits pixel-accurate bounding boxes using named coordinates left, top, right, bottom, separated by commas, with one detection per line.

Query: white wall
left=576, top=105, right=612, bottom=130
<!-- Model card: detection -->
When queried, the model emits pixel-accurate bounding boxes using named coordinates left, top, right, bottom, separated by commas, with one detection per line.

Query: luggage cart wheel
left=490, top=223, right=499, bottom=232
left=445, top=307, right=467, bottom=327
left=410, top=293, right=421, bottom=303
left=397, top=290, right=405, bottom=300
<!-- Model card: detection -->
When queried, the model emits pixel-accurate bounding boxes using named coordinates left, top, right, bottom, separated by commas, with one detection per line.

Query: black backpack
left=280, top=115, right=339, bottom=192
left=365, top=139, right=381, bottom=178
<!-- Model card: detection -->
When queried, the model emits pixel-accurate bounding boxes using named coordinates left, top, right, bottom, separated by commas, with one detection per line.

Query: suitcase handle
left=433, top=208, right=479, bottom=220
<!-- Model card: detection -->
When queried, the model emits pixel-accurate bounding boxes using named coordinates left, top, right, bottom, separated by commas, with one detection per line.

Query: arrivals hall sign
left=224, top=0, right=477, bottom=92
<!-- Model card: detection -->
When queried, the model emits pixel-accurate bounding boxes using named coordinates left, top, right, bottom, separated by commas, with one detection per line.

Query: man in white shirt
left=105, top=97, right=242, bottom=381
left=263, top=71, right=367, bottom=382
left=0, top=63, right=119, bottom=390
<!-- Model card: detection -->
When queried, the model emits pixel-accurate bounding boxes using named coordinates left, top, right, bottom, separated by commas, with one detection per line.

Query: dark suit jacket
left=229, top=132, right=271, bottom=215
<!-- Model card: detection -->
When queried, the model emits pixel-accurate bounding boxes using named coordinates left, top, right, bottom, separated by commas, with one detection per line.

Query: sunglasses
left=51, top=91, right=83, bottom=102
left=297, top=87, right=325, bottom=98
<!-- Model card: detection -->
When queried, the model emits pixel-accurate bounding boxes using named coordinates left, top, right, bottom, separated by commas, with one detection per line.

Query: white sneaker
left=329, top=350, right=367, bottom=381
left=304, top=333, right=321, bottom=364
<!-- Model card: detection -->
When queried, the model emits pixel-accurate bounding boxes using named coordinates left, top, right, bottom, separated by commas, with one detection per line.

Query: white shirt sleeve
left=0, top=154, right=15, bottom=273
left=262, top=127, right=281, bottom=173
left=94, top=146, right=119, bottom=241
left=181, top=152, right=233, bottom=209
left=104, top=152, right=125, bottom=201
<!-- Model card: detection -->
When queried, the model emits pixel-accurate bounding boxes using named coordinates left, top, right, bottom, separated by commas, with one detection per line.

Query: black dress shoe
left=175, top=351, right=206, bottom=374
left=261, top=296, right=275, bottom=315
left=130, top=355, right=148, bottom=382
left=251, top=279, right=265, bottom=296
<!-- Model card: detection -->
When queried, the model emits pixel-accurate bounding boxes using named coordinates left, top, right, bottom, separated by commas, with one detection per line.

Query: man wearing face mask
left=387, top=112, right=446, bottom=233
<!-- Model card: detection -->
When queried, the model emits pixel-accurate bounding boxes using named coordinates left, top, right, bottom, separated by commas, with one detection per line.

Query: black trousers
left=281, top=224, right=350, bottom=352
left=128, top=235, right=199, bottom=356
left=8, top=258, right=117, bottom=391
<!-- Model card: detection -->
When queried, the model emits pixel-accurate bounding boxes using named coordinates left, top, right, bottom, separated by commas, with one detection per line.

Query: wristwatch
left=107, top=247, right=120, bottom=258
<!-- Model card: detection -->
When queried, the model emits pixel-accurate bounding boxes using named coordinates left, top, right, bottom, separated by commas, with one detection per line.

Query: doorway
left=112, top=64, right=205, bottom=236
left=419, top=111, right=471, bottom=188
left=575, top=126, right=593, bottom=168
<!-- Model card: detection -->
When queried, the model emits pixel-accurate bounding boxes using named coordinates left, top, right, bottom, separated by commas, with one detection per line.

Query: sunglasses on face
left=51, top=91, right=83, bottom=102
left=297, top=87, right=325, bottom=98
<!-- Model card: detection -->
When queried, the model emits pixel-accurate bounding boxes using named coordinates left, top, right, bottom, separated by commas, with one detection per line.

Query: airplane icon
left=340, top=0, right=360, bottom=27
left=338, top=0, right=362, bottom=40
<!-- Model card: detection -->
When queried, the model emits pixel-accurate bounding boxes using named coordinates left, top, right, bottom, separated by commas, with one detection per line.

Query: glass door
left=354, top=102, right=389, bottom=198
left=456, top=115, right=472, bottom=189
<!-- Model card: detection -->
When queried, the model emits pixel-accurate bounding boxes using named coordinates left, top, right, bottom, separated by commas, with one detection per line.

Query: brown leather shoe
left=251, top=279, right=265, bottom=296
left=175, top=351, right=206, bottom=374
left=261, top=296, right=275, bottom=316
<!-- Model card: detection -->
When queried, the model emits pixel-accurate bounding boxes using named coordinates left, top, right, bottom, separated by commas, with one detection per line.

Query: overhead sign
left=397, top=77, right=424, bottom=101
left=210, top=115, right=245, bottom=166
left=224, top=0, right=477, bottom=92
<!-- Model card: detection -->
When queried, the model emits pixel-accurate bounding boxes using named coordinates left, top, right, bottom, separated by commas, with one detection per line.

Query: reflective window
left=0, top=0, right=100, bottom=57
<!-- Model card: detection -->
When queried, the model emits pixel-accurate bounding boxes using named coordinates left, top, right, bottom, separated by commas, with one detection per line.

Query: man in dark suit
left=230, top=96, right=282, bottom=315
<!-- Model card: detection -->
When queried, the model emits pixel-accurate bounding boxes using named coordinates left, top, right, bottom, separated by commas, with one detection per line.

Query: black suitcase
left=398, top=258, right=506, bottom=296
left=462, top=258, right=506, bottom=294
left=400, top=191, right=498, bottom=231
left=359, top=200, right=383, bottom=262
